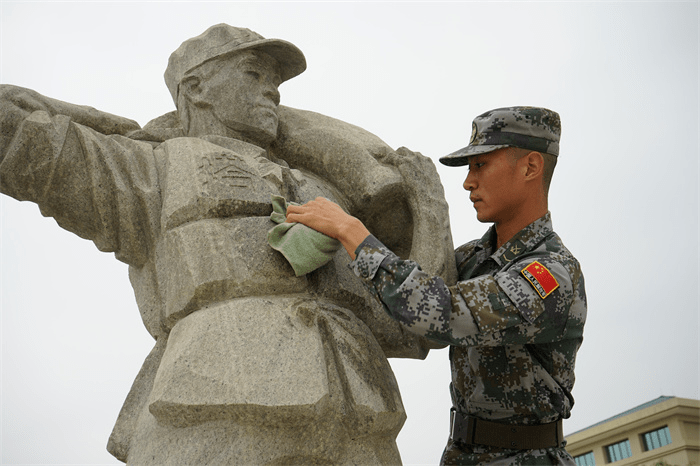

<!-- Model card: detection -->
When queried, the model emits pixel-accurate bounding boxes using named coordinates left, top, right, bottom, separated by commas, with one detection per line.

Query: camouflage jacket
left=351, top=212, right=586, bottom=426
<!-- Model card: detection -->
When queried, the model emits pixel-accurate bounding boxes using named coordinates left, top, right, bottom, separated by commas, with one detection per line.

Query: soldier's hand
left=286, top=197, right=370, bottom=259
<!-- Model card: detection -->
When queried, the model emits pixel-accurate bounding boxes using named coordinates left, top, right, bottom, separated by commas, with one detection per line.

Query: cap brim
left=439, top=144, right=511, bottom=167
left=237, top=39, right=307, bottom=83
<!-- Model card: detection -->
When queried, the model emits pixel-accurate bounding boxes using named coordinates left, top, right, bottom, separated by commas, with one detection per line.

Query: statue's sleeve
left=0, top=109, right=160, bottom=267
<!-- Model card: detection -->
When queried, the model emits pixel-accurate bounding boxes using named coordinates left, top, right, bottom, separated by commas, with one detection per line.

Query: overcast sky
left=1, top=2, right=698, bottom=465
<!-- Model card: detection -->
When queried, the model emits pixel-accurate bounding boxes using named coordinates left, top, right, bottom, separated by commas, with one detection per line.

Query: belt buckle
left=449, top=408, right=456, bottom=440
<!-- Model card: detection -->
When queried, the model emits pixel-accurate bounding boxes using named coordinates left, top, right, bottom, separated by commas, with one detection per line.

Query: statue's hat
left=164, top=24, right=306, bottom=104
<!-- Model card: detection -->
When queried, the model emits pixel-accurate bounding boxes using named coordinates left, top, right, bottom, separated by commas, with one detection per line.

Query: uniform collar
left=200, top=134, right=268, bottom=159
left=475, top=212, right=553, bottom=266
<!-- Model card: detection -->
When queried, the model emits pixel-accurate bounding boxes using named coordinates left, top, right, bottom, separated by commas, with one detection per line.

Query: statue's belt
left=450, top=408, right=564, bottom=450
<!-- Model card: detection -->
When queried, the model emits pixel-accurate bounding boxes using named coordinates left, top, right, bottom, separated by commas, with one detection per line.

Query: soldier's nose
left=463, top=173, right=476, bottom=191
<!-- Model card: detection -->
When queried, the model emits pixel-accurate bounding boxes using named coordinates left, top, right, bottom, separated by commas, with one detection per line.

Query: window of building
left=642, top=426, right=672, bottom=451
left=574, top=451, right=596, bottom=466
left=606, top=439, right=632, bottom=462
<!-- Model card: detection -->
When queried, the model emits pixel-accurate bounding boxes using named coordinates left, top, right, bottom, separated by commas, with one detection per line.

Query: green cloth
left=267, top=195, right=342, bottom=276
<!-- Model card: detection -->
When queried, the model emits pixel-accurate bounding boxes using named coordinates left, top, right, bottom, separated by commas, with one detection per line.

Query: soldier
left=0, top=24, right=456, bottom=464
left=287, top=107, right=587, bottom=465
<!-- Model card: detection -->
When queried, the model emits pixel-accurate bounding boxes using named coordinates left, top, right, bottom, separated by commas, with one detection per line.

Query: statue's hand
left=69, top=104, right=140, bottom=136
left=375, top=146, right=443, bottom=195
left=0, top=85, right=39, bottom=163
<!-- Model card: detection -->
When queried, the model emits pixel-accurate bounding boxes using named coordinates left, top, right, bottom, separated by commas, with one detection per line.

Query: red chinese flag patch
left=521, top=261, right=559, bottom=299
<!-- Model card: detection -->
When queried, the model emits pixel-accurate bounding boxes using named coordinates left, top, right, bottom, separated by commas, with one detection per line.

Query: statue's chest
left=153, top=137, right=354, bottom=325
left=156, top=137, right=342, bottom=231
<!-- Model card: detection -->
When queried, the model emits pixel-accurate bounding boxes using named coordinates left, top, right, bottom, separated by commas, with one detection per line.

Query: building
left=565, top=396, right=699, bottom=466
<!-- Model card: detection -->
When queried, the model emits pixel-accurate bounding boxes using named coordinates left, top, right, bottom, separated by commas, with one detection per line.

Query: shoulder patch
left=521, top=261, right=559, bottom=298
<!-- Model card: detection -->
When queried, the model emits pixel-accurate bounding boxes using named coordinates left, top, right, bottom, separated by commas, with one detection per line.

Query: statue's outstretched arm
left=0, top=84, right=140, bottom=161
left=0, top=84, right=158, bottom=268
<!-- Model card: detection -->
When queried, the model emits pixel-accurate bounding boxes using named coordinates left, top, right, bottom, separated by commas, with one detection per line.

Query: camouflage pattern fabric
left=350, top=212, right=586, bottom=465
left=439, top=106, right=561, bottom=167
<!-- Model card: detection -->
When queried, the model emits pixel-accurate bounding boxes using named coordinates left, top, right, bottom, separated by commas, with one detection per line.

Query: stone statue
left=0, top=24, right=457, bottom=465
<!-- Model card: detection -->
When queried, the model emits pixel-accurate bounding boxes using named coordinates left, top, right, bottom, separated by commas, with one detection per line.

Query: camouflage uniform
left=350, top=211, right=586, bottom=465
left=350, top=105, right=585, bottom=464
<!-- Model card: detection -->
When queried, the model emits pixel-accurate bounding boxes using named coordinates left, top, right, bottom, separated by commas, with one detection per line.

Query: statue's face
left=200, top=50, right=282, bottom=145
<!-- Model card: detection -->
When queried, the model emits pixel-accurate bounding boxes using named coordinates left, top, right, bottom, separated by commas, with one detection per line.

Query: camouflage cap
left=164, top=24, right=307, bottom=104
left=439, top=106, right=561, bottom=167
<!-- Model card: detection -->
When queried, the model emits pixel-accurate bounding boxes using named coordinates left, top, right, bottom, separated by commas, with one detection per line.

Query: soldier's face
left=462, top=148, right=527, bottom=225
left=204, top=51, right=282, bottom=144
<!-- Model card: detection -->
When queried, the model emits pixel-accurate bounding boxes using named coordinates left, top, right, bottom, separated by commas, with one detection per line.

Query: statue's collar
left=200, top=134, right=267, bottom=159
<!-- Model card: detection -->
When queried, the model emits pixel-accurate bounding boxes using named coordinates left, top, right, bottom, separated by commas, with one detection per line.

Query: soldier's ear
left=523, top=151, right=545, bottom=181
left=179, top=75, right=209, bottom=108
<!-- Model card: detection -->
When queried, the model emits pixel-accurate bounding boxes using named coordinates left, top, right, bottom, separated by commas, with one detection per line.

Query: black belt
left=450, top=409, right=564, bottom=450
